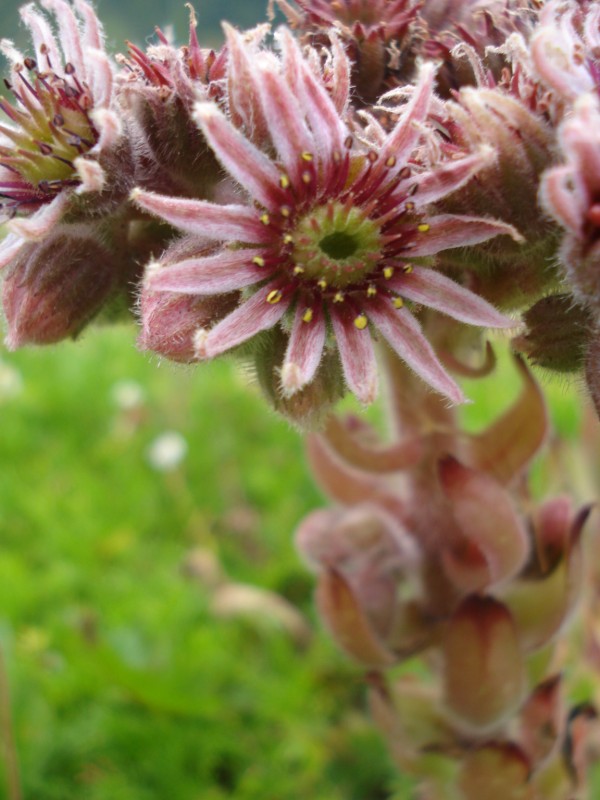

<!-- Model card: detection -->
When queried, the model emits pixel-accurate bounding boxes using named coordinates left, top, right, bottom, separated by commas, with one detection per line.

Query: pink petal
left=20, top=3, right=61, bottom=71
left=281, top=302, right=326, bottom=395
left=255, top=65, right=314, bottom=188
left=330, top=306, right=378, bottom=404
left=8, top=193, right=70, bottom=240
left=329, top=32, right=350, bottom=113
left=380, top=62, right=435, bottom=167
left=408, top=214, right=523, bottom=257
left=388, top=266, right=513, bottom=328
left=539, top=165, right=586, bottom=233
left=200, top=281, right=292, bottom=357
left=193, top=103, right=285, bottom=209
left=41, top=0, right=85, bottom=78
left=367, top=298, right=465, bottom=404
left=223, top=22, right=269, bottom=144
left=148, top=249, right=273, bottom=295
left=86, top=51, right=114, bottom=111
left=411, top=147, right=495, bottom=207
left=74, top=0, right=104, bottom=50
left=74, top=156, right=105, bottom=192
left=0, top=232, right=24, bottom=270
left=131, top=189, right=271, bottom=244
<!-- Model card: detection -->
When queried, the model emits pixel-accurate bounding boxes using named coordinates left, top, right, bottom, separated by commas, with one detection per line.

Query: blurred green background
left=0, top=1, right=591, bottom=798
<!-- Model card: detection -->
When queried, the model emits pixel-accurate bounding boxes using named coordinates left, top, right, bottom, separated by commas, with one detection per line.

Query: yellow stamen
left=280, top=206, right=291, bottom=218
left=266, top=289, right=283, bottom=304
left=301, top=152, right=314, bottom=162
left=283, top=234, right=294, bottom=245
left=302, top=308, right=313, bottom=323
left=279, top=174, right=290, bottom=189
left=318, top=279, right=327, bottom=290
left=386, top=156, right=396, bottom=167
left=333, top=292, right=344, bottom=303
left=405, top=201, right=415, bottom=212
left=252, top=256, right=266, bottom=267
left=260, top=213, right=271, bottom=225
left=354, top=314, right=368, bottom=330
left=366, top=285, right=377, bottom=297
left=383, top=267, right=394, bottom=280
left=417, top=223, right=430, bottom=233
left=403, top=264, right=413, bottom=274
left=293, top=265, right=305, bottom=275
left=393, top=297, right=404, bottom=309
left=302, top=171, right=312, bottom=184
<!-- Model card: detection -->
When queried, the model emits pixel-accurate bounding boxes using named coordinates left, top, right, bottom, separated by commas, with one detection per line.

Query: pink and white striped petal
left=0, top=233, right=24, bottom=270
left=330, top=306, right=378, bottom=404
left=131, top=189, right=271, bottom=244
left=329, top=32, right=350, bottom=114
left=224, top=22, right=269, bottom=144
left=388, top=266, right=513, bottom=328
left=408, top=214, right=523, bottom=257
left=20, top=3, right=61, bottom=72
left=86, top=51, right=114, bottom=111
left=199, top=282, right=292, bottom=358
left=255, top=64, right=314, bottom=187
left=380, top=62, right=435, bottom=169
left=281, top=303, right=327, bottom=395
left=41, top=0, right=85, bottom=78
left=148, top=248, right=273, bottom=295
left=8, top=193, right=70, bottom=240
left=74, top=0, right=105, bottom=50
left=539, top=165, right=587, bottom=233
left=194, top=103, right=285, bottom=209
left=367, top=298, right=465, bottom=404
left=410, top=147, right=495, bottom=208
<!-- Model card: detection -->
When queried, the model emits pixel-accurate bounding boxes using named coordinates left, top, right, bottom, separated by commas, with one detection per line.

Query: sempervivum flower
left=530, top=0, right=600, bottom=104
left=134, top=32, right=517, bottom=406
left=0, top=0, right=123, bottom=270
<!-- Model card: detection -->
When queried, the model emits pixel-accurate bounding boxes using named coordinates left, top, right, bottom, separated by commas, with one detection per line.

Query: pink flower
left=133, top=31, right=517, bottom=406
left=0, top=0, right=122, bottom=270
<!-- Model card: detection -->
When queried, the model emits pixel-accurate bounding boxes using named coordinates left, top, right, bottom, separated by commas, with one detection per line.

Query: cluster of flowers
left=0, top=0, right=597, bottom=419
left=2, top=2, right=600, bottom=796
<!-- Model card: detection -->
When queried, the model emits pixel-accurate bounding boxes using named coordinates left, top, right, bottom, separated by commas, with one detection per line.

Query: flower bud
left=513, top=294, right=592, bottom=373
left=3, top=226, right=115, bottom=348
left=439, top=456, right=530, bottom=591
left=442, top=595, right=526, bottom=734
left=519, top=675, right=563, bottom=768
left=457, top=743, right=531, bottom=800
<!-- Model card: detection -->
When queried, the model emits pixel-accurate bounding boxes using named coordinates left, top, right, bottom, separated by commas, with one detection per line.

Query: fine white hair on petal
left=74, top=157, right=106, bottom=193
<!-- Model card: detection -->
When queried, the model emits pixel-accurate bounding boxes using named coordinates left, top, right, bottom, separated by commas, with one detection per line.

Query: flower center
left=291, top=202, right=381, bottom=289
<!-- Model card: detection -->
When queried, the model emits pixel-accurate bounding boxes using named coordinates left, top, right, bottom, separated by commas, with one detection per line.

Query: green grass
left=0, top=326, right=589, bottom=799
left=0, top=325, right=398, bottom=800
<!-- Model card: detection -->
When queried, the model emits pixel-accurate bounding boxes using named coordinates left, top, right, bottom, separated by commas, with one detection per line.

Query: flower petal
left=367, top=298, right=465, bottom=404
left=8, top=193, right=70, bottom=240
left=281, top=302, right=326, bottom=395
left=388, top=266, right=513, bottom=328
left=380, top=62, right=435, bottom=167
left=330, top=306, right=378, bottom=404
left=41, top=0, right=85, bottom=78
left=148, top=249, right=273, bottom=295
left=199, top=281, right=292, bottom=357
left=194, top=102, right=285, bottom=209
left=130, top=189, right=271, bottom=244
left=408, top=214, right=523, bottom=257
left=0, top=232, right=24, bottom=269
left=411, top=147, right=495, bottom=207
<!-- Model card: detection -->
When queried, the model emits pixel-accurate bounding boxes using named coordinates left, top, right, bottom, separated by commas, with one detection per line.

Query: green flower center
left=291, top=202, right=382, bottom=289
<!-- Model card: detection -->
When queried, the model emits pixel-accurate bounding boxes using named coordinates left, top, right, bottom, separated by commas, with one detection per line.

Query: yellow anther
left=266, top=289, right=283, bottom=304
left=392, top=297, right=404, bottom=309
left=260, top=213, right=271, bottom=225
left=280, top=205, right=291, bottom=218
left=333, top=292, right=344, bottom=303
left=386, top=156, right=396, bottom=167
left=403, top=264, right=413, bottom=274
left=302, top=308, right=313, bottom=323
left=405, top=201, right=415, bottom=212
left=283, top=234, right=294, bottom=244
left=279, top=174, right=290, bottom=189
left=417, top=223, right=431, bottom=233
left=383, top=267, right=394, bottom=280
left=301, top=151, right=314, bottom=162
left=252, top=256, right=266, bottom=267
left=354, top=314, right=368, bottom=330
left=302, top=171, right=312, bottom=184
left=293, top=265, right=305, bottom=275
left=317, top=279, right=328, bottom=290
left=367, top=285, right=377, bottom=297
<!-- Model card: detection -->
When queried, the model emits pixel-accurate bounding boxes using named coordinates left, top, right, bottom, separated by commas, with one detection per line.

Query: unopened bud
left=439, top=456, right=530, bottom=591
left=458, top=743, right=531, bottom=800
left=442, top=595, right=526, bottom=734
left=3, top=227, right=114, bottom=348
left=513, top=294, right=592, bottom=373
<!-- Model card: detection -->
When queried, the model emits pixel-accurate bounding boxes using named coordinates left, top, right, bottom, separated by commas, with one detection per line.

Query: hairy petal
left=148, top=249, right=273, bottom=295
left=367, top=299, right=465, bottom=404
left=389, top=267, right=513, bottom=328
left=281, top=302, right=327, bottom=395
left=199, top=281, right=292, bottom=357
left=408, top=214, right=523, bottom=257
left=330, top=306, right=378, bottom=404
